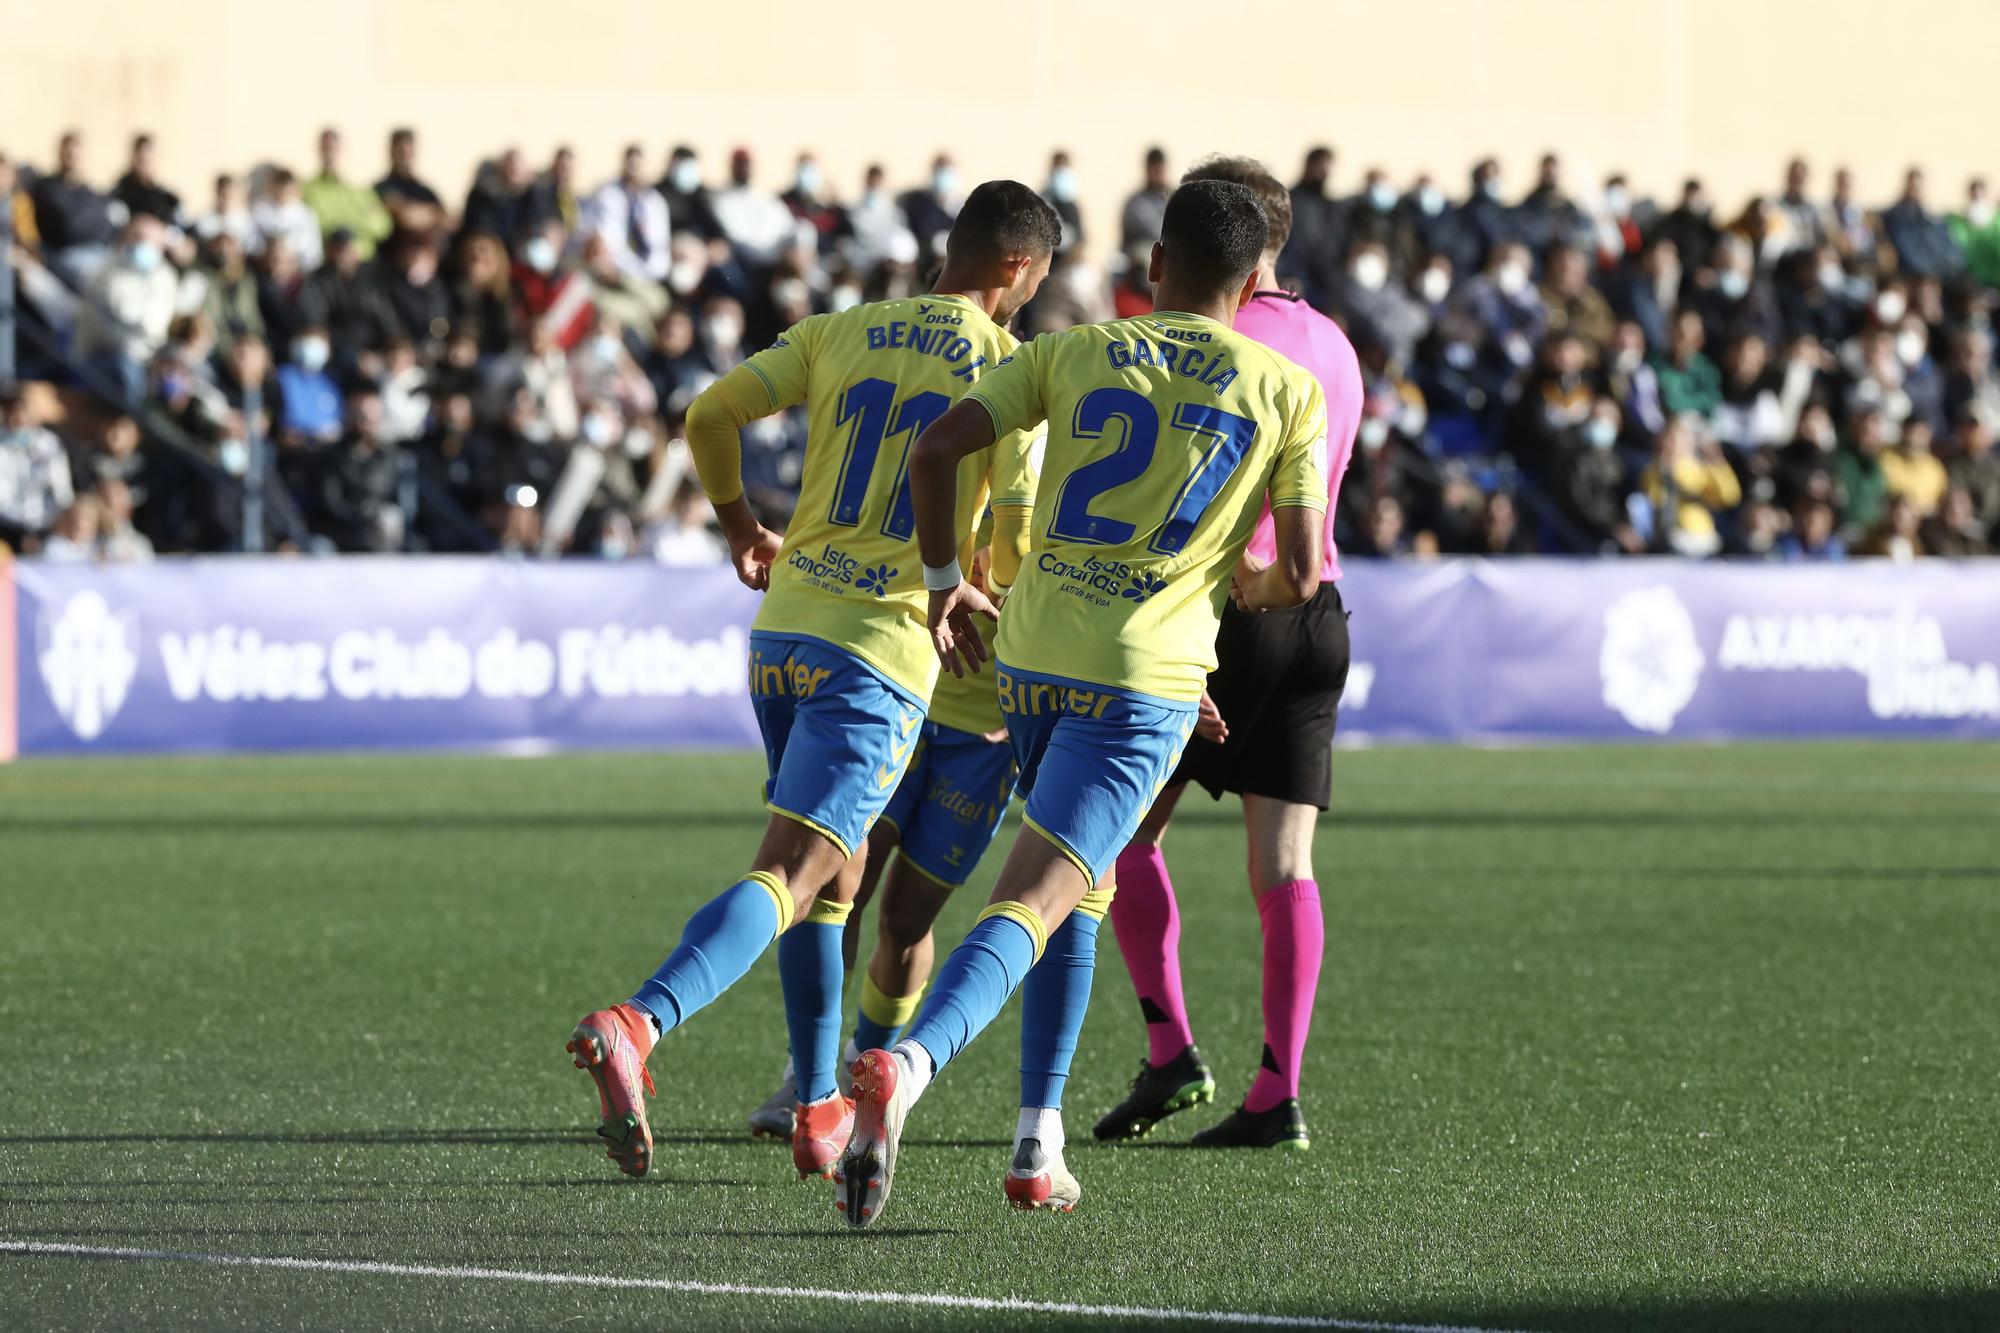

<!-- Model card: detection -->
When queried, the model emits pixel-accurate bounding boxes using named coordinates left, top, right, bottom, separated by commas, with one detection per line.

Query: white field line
left=1339, top=769, right=2000, bottom=796
left=0, top=1240, right=1538, bottom=1333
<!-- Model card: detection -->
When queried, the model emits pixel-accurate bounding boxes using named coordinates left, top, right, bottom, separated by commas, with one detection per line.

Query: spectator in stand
left=197, top=230, right=264, bottom=342
left=78, top=215, right=178, bottom=405
left=1881, top=167, right=1962, bottom=278
left=112, top=134, right=184, bottom=228
left=1881, top=417, right=1949, bottom=516
left=1854, top=495, right=1927, bottom=559
left=1120, top=146, right=1171, bottom=253
left=781, top=152, right=843, bottom=245
left=512, top=218, right=594, bottom=351
left=846, top=163, right=910, bottom=270
left=94, top=477, right=155, bottom=563
left=378, top=338, right=430, bottom=443
left=1465, top=491, right=1535, bottom=555
left=450, top=230, right=517, bottom=356
left=1653, top=177, right=1719, bottom=274
left=194, top=173, right=254, bottom=250
left=1, top=152, right=40, bottom=257
left=1608, top=234, right=1678, bottom=352
left=1692, top=234, right=1782, bottom=348
left=1947, top=411, right=2000, bottom=536
left=375, top=126, right=443, bottom=219
left=1924, top=486, right=1992, bottom=556
left=30, top=130, right=117, bottom=282
left=645, top=307, right=714, bottom=421
left=1043, top=150, right=1084, bottom=253
left=1642, top=413, right=1741, bottom=556
left=530, top=146, right=581, bottom=235
left=1650, top=309, right=1722, bottom=420
left=587, top=145, right=671, bottom=283
left=38, top=496, right=101, bottom=562
left=1824, top=166, right=1874, bottom=259
left=1460, top=157, right=1518, bottom=271
left=1504, top=330, right=1595, bottom=481
left=302, top=128, right=392, bottom=259
left=580, top=232, right=670, bottom=341
left=298, top=228, right=394, bottom=364
left=1281, top=146, right=1344, bottom=306
left=1553, top=398, right=1645, bottom=554
left=712, top=147, right=796, bottom=268
left=0, top=386, right=76, bottom=552
left=658, top=146, right=720, bottom=242
left=1404, top=172, right=1465, bottom=277
left=1332, top=238, right=1428, bottom=369
left=1770, top=157, right=1823, bottom=259
left=1947, top=176, right=2000, bottom=288
left=571, top=310, right=658, bottom=422
left=251, top=167, right=323, bottom=269
left=1779, top=497, right=1846, bottom=560
left=1453, top=240, right=1545, bottom=377
left=1345, top=168, right=1409, bottom=270
left=1515, top=152, right=1585, bottom=259
left=317, top=387, right=404, bottom=551
left=255, top=232, right=309, bottom=352
left=1593, top=173, right=1643, bottom=267
left=462, top=148, right=539, bottom=244
left=490, top=319, right=579, bottom=445
left=1538, top=242, right=1615, bottom=358
left=1834, top=406, right=1892, bottom=540
left=378, top=230, right=451, bottom=346
left=897, top=153, right=960, bottom=268
left=273, top=324, right=343, bottom=447
left=1942, top=327, right=2000, bottom=426
left=1711, top=332, right=1801, bottom=469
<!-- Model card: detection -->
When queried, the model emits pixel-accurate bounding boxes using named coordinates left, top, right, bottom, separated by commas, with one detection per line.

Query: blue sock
left=853, top=1011, right=900, bottom=1054
left=902, top=914, right=1039, bottom=1074
left=1019, top=912, right=1100, bottom=1109
left=778, top=922, right=845, bottom=1103
left=629, top=875, right=787, bottom=1035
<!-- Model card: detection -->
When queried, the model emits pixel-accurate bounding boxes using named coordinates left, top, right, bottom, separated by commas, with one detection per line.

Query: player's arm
left=911, top=343, right=1048, bottom=676
left=1232, top=378, right=1328, bottom=612
left=684, top=322, right=816, bottom=590
left=984, top=428, right=1042, bottom=599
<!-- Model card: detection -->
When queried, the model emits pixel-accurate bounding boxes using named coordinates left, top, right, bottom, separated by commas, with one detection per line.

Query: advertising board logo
left=36, top=591, right=139, bottom=741
left=1599, top=585, right=1705, bottom=734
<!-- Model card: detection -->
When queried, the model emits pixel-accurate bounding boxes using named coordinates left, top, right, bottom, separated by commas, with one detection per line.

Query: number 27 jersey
left=967, top=310, right=1328, bottom=704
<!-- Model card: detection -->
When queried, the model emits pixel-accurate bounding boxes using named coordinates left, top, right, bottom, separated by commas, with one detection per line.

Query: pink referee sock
left=1244, top=879, right=1324, bottom=1113
left=1109, top=844, right=1196, bottom=1066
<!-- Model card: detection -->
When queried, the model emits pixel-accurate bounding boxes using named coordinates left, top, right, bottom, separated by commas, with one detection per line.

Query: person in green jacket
left=1946, top=177, right=2000, bottom=289
left=1834, top=405, right=1891, bottom=542
left=301, top=128, right=391, bottom=260
left=1648, top=308, right=1723, bottom=419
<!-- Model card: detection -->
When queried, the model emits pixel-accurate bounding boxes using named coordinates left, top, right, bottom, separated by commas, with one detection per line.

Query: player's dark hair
left=1180, top=154, right=1291, bottom=255
left=1159, top=179, right=1269, bottom=299
left=944, top=179, right=1063, bottom=263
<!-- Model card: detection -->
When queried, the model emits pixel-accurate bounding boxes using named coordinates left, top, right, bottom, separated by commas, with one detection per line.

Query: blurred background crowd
left=3, top=128, right=1999, bottom=564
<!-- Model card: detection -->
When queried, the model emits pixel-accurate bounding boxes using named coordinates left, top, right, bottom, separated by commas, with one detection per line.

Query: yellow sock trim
left=803, top=895, right=854, bottom=927
left=1074, top=878, right=1117, bottom=923
left=860, top=972, right=925, bottom=1027
left=977, top=900, right=1049, bottom=962
left=744, top=870, right=793, bottom=937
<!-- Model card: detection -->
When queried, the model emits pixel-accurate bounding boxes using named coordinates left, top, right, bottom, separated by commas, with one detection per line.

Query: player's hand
left=1195, top=691, right=1229, bottom=743
left=928, top=581, right=999, bottom=678
left=727, top=524, right=784, bottom=592
left=969, top=546, right=992, bottom=596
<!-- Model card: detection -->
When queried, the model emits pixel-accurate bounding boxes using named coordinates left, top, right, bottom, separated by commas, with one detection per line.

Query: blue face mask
left=128, top=242, right=163, bottom=273
left=670, top=159, right=701, bottom=193
left=1585, top=418, right=1618, bottom=449
left=1368, top=181, right=1396, bottom=212
left=796, top=162, right=823, bottom=195
left=294, top=338, right=330, bottom=372
left=1049, top=167, right=1078, bottom=203
left=933, top=167, right=958, bottom=197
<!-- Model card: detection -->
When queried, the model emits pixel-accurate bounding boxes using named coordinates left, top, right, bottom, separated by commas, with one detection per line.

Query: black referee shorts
left=1171, top=582, right=1349, bottom=809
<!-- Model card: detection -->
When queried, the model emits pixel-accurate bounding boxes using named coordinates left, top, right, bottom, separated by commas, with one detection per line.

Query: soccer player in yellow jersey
left=835, top=179, right=1328, bottom=1227
left=566, top=182, right=1060, bottom=1184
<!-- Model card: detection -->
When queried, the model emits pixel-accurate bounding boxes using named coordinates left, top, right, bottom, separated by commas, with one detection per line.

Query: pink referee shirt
left=1233, top=290, right=1362, bottom=583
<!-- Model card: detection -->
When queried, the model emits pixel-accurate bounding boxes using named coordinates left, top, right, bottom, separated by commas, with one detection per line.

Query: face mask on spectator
left=1417, top=185, right=1444, bottom=217
left=1367, top=181, right=1396, bottom=212
left=796, top=162, right=823, bottom=196
left=581, top=412, right=618, bottom=447
left=1585, top=417, right=1618, bottom=449
left=933, top=166, right=958, bottom=197
left=706, top=315, right=743, bottom=347
left=670, top=159, right=701, bottom=193
left=524, top=237, right=558, bottom=274
left=294, top=337, right=330, bottom=372
left=601, top=532, right=629, bottom=560
left=1496, top=260, right=1529, bottom=296
left=1349, top=253, right=1388, bottom=291
left=1968, top=199, right=1995, bottom=227
left=1049, top=167, right=1077, bottom=203
left=1358, top=417, right=1390, bottom=451
left=1817, top=261, right=1846, bottom=293
left=1418, top=266, right=1450, bottom=303
left=1875, top=290, right=1907, bottom=324
left=128, top=242, right=163, bottom=273
left=668, top=261, right=702, bottom=296
left=830, top=283, right=862, bottom=311
left=592, top=333, right=622, bottom=364
left=1897, top=330, right=1928, bottom=367
left=1479, top=177, right=1501, bottom=201
left=218, top=437, right=250, bottom=476
left=1604, top=186, right=1630, bottom=218
left=1718, top=269, right=1749, bottom=300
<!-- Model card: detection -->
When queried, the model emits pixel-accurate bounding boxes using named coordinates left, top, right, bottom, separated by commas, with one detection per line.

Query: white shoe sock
left=841, top=1037, right=862, bottom=1069
left=1015, top=1105, right=1065, bottom=1157
left=891, top=1039, right=935, bottom=1106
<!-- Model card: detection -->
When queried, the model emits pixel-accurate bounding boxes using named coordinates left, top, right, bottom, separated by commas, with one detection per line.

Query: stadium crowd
left=4, top=129, right=2000, bottom=562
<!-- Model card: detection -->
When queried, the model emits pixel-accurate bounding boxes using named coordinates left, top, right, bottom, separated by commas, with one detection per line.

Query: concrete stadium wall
left=6, top=0, right=1997, bottom=260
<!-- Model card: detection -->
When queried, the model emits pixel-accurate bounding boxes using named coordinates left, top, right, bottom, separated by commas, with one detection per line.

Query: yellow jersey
left=967, top=309, right=1328, bottom=703
left=696, top=293, right=1036, bottom=701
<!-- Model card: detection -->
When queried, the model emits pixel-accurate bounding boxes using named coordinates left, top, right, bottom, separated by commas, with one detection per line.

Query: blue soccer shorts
left=995, top=662, right=1198, bottom=884
left=748, top=632, right=925, bottom=858
left=877, top=720, right=1018, bottom=889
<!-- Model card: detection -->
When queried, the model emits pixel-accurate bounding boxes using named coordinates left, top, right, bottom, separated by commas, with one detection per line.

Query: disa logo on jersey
left=36, top=591, right=140, bottom=741
left=1599, top=585, right=1705, bottom=734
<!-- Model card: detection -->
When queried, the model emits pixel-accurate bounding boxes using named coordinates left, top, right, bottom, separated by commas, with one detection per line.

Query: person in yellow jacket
left=1643, top=413, right=1741, bottom=556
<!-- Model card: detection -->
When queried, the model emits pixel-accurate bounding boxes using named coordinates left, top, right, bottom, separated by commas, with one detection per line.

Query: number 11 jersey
left=966, top=310, right=1329, bottom=704
left=732, top=293, right=1035, bottom=701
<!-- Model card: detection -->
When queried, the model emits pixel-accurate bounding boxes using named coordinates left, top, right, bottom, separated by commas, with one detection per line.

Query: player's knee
left=879, top=890, right=938, bottom=950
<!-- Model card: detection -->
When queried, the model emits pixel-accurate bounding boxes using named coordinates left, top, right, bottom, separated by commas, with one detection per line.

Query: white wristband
left=922, top=559, right=964, bottom=592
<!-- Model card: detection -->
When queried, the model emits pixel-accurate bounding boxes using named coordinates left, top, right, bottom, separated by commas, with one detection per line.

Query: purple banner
left=6, top=557, right=1999, bottom=757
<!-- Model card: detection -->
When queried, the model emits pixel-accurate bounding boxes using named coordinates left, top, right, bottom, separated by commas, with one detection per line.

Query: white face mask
left=1349, top=253, right=1388, bottom=291
left=1496, top=261, right=1529, bottom=296
left=1967, top=199, right=1995, bottom=227
left=670, top=159, right=702, bottom=193
left=668, top=260, right=703, bottom=296
left=1479, top=177, right=1502, bottom=201
left=1897, top=330, right=1928, bottom=367
left=294, top=337, right=330, bottom=372
left=1418, top=267, right=1451, bottom=304
left=830, top=283, right=862, bottom=312
left=128, top=242, right=163, bottom=272
left=1818, top=262, right=1847, bottom=293
left=1357, top=417, right=1390, bottom=451
left=1875, top=291, right=1908, bottom=324
left=1049, top=167, right=1077, bottom=203
left=1604, top=186, right=1630, bottom=218
left=592, top=334, right=622, bottom=363
left=523, top=236, right=558, bottom=274
left=1718, top=269, right=1749, bottom=300
left=1367, top=181, right=1396, bottom=212
left=1416, top=185, right=1444, bottom=217
left=706, top=315, right=743, bottom=347
left=1585, top=417, right=1618, bottom=449
left=796, top=161, right=823, bottom=196
left=932, top=167, right=958, bottom=197
left=581, top=413, right=618, bottom=447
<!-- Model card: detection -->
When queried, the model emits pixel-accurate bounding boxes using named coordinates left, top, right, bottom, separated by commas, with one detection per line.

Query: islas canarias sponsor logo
left=1035, top=552, right=1168, bottom=607
left=787, top=542, right=897, bottom=598
left=1717, top=607, right=2000, bottom=720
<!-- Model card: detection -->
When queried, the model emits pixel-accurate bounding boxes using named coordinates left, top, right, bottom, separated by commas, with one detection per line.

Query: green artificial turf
left=1, top=744, right=1996, bottom=1331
